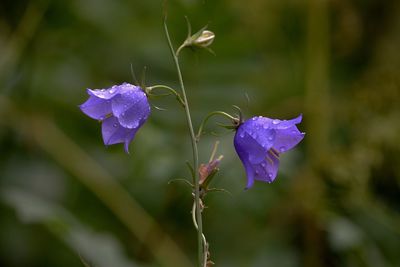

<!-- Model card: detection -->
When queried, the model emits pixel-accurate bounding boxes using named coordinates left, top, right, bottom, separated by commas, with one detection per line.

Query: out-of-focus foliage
left=1, top=0, right=399, bottom=266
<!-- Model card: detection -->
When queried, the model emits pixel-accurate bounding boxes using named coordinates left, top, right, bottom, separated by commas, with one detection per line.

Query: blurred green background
left=1, top=0, right=400, bottom=266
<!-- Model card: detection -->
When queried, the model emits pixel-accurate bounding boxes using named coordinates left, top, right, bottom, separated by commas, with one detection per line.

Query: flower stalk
left=146, top=84, right=185, bottom=107
left=196, top=111, right=239, bottom=142
left=163, top=18, right=205, bottom=267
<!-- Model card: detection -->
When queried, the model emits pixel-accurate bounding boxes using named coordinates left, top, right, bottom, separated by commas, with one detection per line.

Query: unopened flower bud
left=198, top=155, right=223, bottom=188
left=193, top=30, right=215, bottom=47
left=177, top=25, right=216, bottom=56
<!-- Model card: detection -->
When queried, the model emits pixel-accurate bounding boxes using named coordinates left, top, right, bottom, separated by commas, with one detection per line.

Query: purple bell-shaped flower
left=79, top=83, right=151, bottom=153
left=234, top=115, right=305, bottom=188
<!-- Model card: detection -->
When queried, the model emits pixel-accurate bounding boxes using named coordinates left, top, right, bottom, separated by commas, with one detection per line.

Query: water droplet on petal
left=268, top=135, right=274, bottom=141
left=239, top=132, right=245, bottom=138
left=268, top=172, right=272, bottom=178
left=261, top=162, right=266, bottom=167
left=272, top=119, right=280, bottom=125
left=279, top=146, right=286, bottom=152
left=113, top=123, right=118, bottom=128
left=132, top=121, right=139, bottom=128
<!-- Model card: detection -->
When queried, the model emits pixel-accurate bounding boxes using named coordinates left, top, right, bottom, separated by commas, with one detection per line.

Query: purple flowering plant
left=79, top=83, right=150, bottom=153
left=79, top=14, right=304, bottom=267
left=234, top=115, right=305, bottom=189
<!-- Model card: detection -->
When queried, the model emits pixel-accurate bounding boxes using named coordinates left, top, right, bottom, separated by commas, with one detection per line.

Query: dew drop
left=268, top=135, right=274, bottom=141
left=261, top=162, right=266, bottom=167
left=272, top=119, right=280, bottom=125
left=113, top=123, right=118, bottom=128
left=268, top=172, right=272, bottom=178
left=279, top=146, right=286, bottom=152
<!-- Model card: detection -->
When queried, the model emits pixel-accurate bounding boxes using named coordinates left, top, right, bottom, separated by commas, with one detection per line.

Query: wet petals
left=234, top=115, right=304, bottom=188
left=79, top=83, right=150, bottom=153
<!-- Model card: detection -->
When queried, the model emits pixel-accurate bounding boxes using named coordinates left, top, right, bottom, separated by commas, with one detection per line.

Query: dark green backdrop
left=1, top=0, right=399, bottom=266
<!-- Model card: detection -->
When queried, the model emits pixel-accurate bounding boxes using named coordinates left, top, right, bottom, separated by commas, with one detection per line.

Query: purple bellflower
left=234, top=115, right=305, bottom=189
left=79, top=83, right=151, bottom=153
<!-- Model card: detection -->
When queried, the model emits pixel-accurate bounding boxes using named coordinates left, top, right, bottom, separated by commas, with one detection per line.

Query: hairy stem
left=164, top=19, right=204, bottom=267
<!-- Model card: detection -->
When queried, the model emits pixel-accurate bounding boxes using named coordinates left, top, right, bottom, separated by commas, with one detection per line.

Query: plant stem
left=164, top=19, right=204, bottom=267
left=196, top=111, right=237, bottom=142
left=192, top=202, right=208, bottom=267
left=147, top=84, right=185, bottom=107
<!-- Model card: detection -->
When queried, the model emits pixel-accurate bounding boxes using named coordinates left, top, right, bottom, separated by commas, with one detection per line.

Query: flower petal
left=244, top=159, right=255, bottom=189
left=111, top=87, right=150, bottom=129
left=235, top=128, right=266, bottom=164
left=124, top=130, right=138, bottom=153
left=253, top=151, right=280, bottom=183
left=272, top=126, right=305, bottom=153
left=234, top=133, right=256, bottom=189
left=273, top=114, right=303, bottom=130
left=101, top=116, right=137, bottom=147
left=79, top=95, right=111, bottom=120
left=87, top=84, right=123, bottom=100
left=239, top=118, right=276, bottom=151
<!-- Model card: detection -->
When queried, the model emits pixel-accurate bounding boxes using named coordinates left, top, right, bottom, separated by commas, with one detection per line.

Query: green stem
left=147, top=84, right=185, bottom=107
left=192, top=202, right=208, bottom=267
left=196, top=111, right=237, bottom=142
left=176, top=43, right=187, bottom=57
left=164, top=19, right=204, bottom=267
